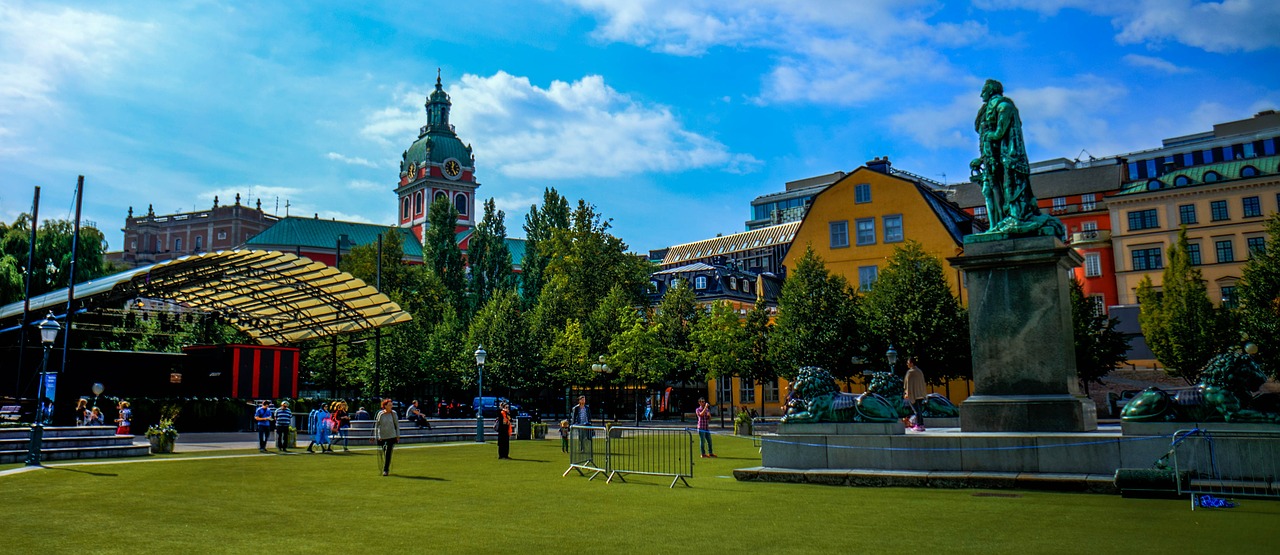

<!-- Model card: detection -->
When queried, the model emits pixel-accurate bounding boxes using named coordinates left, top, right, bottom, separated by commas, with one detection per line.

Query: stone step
left=0, top=435, right=137, bottom=450
left=0, top=426, right=120, bottom=439
left=0, top=444, right=151, bottom=465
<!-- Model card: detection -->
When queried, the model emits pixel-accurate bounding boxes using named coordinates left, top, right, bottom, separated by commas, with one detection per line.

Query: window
left=1088, top=294, right=1106, bottom=317
left=1222, top=286, right=1238, bottom=308
left=1243, top=196, right=1262, bottom=218
left=194, top=236, right=202, bottom=251
left=855, top=218, right=876, bottom=245
left=743, top=280, right=752, bottom=294
left=434, top=191, right=447, bottom=204
left=1241, top=166, right=1258, bottom=178
left=1052, top=197, right=1067, bottom=212
left=858, top=265, right=879, bottom=292
left=1127, top=209, right=1159, bottom=231
left=717, top=379, right=732, bottom=409
left=1174, top=175, right=1191, bottom=186
left=1216, top=240, right=1234, bottom=263
left=416, top=191, right=424, bottom=213
left=739, top=378, right=756, bottom=404
left=728, top=278, right=737, bottom=291
left=1247, top=236, right=1266, bottom=256
left=130, top=240, right=137, bottom=250
left=217, top=231, right=227, bottom=240
left=1132, top=247, right=1163, bottom=271
left=829, top=221, right=849, bottom=248
left=1187, top=243, right=1202, bottom=266
left=695, top=276, right=707, bottom=289
left=1081, top=193, right=1096, bottom=211
left=883, top=215, right=903, bottom=243
left=1210, top=200, right=1229, bottom=221
left=974, top=206, right=987, bottom=220
left=763, top=379, right=780, bottom=403
left=174, top=238, right=182, bottom=252
left=854, top=183, right=872, bottom=203
left=1147, top=179, right=1164, bottom=190
left=1081, top=221, right=1098, bottom=231
left=1202, top=149, right=1215, bottom=164
left=1084, top=253, right=1101, bottom=277
left=402, top=198, right=410, bottom=219
left=1178, top=204, right=1198, bottom=225
left=1204, top=171, right=1220, bottom=183
left=455, top=193, right=467, bottom=215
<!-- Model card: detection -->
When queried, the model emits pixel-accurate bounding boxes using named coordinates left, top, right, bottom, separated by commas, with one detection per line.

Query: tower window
left=415, top=191, right=424, bottom=214
left=455, top=193, right=467, bottom=215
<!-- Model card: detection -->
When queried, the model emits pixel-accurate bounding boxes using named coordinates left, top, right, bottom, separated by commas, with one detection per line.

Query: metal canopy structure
left=0, top=250, right=411, bottom=345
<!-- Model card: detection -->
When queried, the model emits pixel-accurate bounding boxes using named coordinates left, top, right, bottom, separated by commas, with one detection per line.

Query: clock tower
left=396, top=71, right=478, bottom=243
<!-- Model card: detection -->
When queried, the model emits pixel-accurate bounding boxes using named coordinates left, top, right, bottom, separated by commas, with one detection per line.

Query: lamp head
left=474, top=345, right=487, bottom=365
left=37, top=312, right=60, bottom=344
left=886, top=345, right=898, bottom=366
left=92, top=383, right=105, bottom=396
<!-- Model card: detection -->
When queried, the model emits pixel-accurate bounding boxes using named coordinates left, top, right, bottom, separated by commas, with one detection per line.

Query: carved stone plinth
left=949, top=236, right=1097, bottom=432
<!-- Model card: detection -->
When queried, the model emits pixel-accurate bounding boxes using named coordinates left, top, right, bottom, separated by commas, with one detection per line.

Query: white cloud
left=977, top=0, right=1280, bottom=53
left=362, top=71, right=760, bottom=179
left=348, top=179, right=384, bottom=192
left=1122, top=54, right=1192, bottom=74
left=326, top=152, right=380, bottom=168
left=889, top=94, right=979, bottom=150
left=0, top=4, right=150, bottom=113
left=564, top=0, right=985, bottom=105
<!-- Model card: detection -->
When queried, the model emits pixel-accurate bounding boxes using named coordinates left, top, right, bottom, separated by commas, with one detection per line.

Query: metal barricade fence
left=1170, top=428, right=1280, bottom=508
left=564, top=425, right=694, bottom=488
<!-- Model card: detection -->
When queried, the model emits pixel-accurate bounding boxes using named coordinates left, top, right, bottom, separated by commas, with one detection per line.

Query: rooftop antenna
left=1076, top=149, right=1096, bottom=161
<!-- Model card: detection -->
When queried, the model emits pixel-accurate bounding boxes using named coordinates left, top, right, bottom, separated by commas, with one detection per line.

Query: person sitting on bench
left=406, top=400, right=431, bottom=429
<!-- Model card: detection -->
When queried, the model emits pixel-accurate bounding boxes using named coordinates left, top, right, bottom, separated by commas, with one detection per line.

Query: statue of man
left=971, top=79, right=1064, bottom=237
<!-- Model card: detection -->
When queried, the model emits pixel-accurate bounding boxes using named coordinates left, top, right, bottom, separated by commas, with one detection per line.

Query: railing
left=563, top=425, right=694, bottom=487
left=1170, top=428, right=1280, bottom=508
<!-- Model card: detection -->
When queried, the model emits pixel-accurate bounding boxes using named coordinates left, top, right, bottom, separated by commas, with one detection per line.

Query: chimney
left=866, top=156, right=891, bottom=174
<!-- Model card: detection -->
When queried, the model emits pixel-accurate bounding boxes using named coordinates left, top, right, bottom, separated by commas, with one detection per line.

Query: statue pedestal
left=949, top=236, right=1097, bottom=432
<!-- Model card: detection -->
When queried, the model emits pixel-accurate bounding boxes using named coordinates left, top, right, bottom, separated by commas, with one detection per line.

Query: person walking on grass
left=904, top=357, right=928, bottom=432
left=333, top=401, right=351, bottom=452
left=496, top=402, right=512, bottom=459
left=373, top=398, right=399, bottom=476
left=274, top=401, right=293, bottom=452
left=115, top=401, right=132, bottom=435
left=570, top=395, right=593, bottom=458
left=254, top=400, right=273, bottom=452
left=695, top=398, right=716, bottom=458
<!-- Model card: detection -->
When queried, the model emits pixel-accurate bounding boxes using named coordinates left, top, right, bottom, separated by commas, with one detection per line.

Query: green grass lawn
left=4, top=434, right=1278, bottom=553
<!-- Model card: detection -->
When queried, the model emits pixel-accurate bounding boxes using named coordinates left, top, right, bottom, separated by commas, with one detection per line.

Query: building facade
left=243, top=216, right=424, bottom=267
left=115, top=194, right=277, bottom=267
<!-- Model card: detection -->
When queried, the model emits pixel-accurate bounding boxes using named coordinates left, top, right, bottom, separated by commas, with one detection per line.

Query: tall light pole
left=474, top=345, right=486, bottom=443
left=591, top=355, right=609, bottom=424
left=886, top=345, right=898, bottom=374
left=26, top=312, right=61, bottom=466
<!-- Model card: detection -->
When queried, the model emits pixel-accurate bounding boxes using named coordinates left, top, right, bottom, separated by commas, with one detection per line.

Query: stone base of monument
left=916, top=417, right=959, bottom=428
left=777, top=422, right=904, bottom=436
left=960, top=394, right=1098, bottom=432
left=1121, top=421, right=1280, bottom=436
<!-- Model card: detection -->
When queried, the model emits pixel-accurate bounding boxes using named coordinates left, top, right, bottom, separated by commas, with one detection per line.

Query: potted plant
left=146, top=405, right=181, bottom=454
left=733, top=409, right=753, bottom=436
left=531, top=422, right=548, bottom=440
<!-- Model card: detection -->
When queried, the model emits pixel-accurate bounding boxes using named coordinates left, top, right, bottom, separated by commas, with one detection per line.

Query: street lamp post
left=886, top=345, right=898, bottom=374
left=591, top=356, right=610, bottom=424
left=474, top=345, right=486, bottom=443
left=26, top=312, right=61, bottom=466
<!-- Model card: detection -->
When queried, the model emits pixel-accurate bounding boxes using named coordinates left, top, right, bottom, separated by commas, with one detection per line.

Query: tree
left=769, top=246, right=862, bottom=382
left=543, top=318, right=591, bottom=387
left=1137, top=227, right=1234, bottom=384
left=861, top=240, right=970, bottom=383
left=541, top=200, right=653, bottom=325
left=609, top=308, right=673, bottom=386
left=585, top=284, right=635, bottom=358
left=691, top=300, right=749, bottom=386
left=1069, top=279, right=1130, bottom=393
left=467, top=198, right=515, bottom=314
left=1236, top=213, right=1280, bottom=379
left=1, top=214, right=117, bottom=304
left=520, top=188, right=571, bottom=305
left=741, top=296, right=777, bottom=390
left=422, top=196, right=466, bottom=307
left=466, top=290, right=537, bottom=396
left=654, top=279, right=703, bottom=382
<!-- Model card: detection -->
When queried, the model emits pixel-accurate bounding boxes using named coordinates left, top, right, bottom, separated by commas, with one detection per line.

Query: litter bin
left=516, top=414, right=531, bottom=440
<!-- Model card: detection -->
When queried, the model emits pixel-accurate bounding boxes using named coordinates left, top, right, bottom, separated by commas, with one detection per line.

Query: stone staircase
left=335, top=418, right=510, bottom=444
left=0, top=425, right=150, bottom=464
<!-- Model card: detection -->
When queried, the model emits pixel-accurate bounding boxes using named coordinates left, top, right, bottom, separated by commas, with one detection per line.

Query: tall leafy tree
left=769, top=245, right=862, bottom=382
left=1, top=215, right=117, bottom=304
left=1236, top=213, right=1280, bottom=379
left=861, top=240, right=970, bottom=383
left=541, top=200, right=653, bottom=325
left=1069, top=279, right=1130, bottom=394
left=422, top=196, right=466, bottom=307
left=610, top=308, right=673, bottom=387
left=1137, top=227, right=1234, bottom=384
left=654, top=279, right=703, bottom=382
left=691, top=300, right=749, bottom=386
left=585, top=284, right=636, bottom=358
left=543, top=318, right=591, bottom=387
left=467, top=198, right=515, bottom=314
left=466, top=289, right=537, bottom=396
left=741, top=296, right=777, bottom=388
left=520, top=188, right=571, bottom=304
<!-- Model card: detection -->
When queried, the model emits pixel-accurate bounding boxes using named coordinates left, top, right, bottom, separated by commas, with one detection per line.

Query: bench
left=1, top=405, right=22, bottom=423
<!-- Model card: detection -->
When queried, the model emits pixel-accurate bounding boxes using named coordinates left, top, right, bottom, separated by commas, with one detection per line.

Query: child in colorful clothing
left=559, top=420, right=570, bottom=453
left=695, top=398, right=715, bottom=458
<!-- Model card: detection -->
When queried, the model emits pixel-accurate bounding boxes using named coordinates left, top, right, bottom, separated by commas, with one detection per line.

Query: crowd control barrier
left=564, top=425, right=694, bottom=488
left=1170, top=428, right=1280, bottom=508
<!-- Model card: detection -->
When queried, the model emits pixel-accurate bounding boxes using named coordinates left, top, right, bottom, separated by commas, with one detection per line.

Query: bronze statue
left=970, top=79, right=1065, bottom=238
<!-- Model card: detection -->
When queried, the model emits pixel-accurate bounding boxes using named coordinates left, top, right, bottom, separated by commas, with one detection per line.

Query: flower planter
left=148, top=436, right=175, bottom=454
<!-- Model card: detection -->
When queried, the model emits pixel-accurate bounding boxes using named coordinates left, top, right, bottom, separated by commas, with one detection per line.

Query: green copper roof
left=246, top=217, right=423, bottom=258
left=402, top=75, right=474, bottom=172
left=1120, top=154, right=1279, bottom=195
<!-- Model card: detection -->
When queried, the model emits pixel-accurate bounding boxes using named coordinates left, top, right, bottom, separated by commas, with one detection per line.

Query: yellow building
left=710, top=159, right=981, bottom=416
left=1108, top=155, right=1280, bottom=305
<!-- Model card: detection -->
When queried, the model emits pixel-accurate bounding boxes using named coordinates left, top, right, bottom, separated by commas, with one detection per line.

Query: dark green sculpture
left=969, top=79, right=1066, bottom=239
left=781, top=366, right=901, bottom=424
left=866, top=370, right=960, bottom=419
left=1121, top=350, right=1280, bottom=424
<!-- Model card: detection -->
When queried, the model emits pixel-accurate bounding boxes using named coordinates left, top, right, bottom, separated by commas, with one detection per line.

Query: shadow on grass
left=47, top=466, right=118, bottom=477
left=393, top=475, right=448, bottom=481
left=499, top=457, right=552, bottom=463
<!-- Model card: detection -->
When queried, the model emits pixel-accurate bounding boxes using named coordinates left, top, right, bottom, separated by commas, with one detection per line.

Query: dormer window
left=728, top=278, right=737, bottom=291
left=695, top=276, right=707, bottom=289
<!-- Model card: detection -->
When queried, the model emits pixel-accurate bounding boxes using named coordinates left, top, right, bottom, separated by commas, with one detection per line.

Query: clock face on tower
left=443, top=158, right=462, bottom=180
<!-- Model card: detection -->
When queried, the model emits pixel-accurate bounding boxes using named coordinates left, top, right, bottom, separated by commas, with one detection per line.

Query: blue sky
left=2, top=0, right=1278, bottom=255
